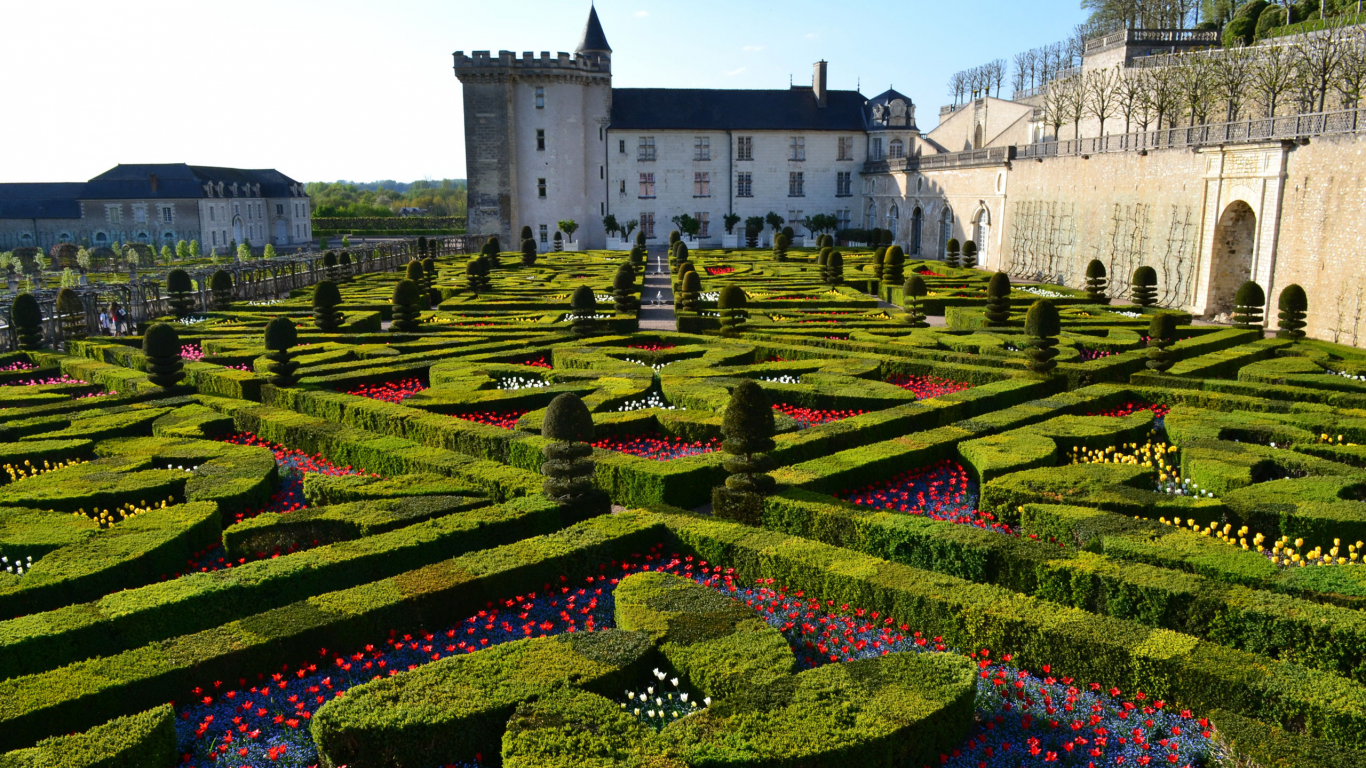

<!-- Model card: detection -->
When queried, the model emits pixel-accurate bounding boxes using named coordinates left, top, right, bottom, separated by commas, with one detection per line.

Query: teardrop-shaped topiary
left=872, top=247, right=886, bottom=281
left=722, top=380, right=775, bottom=458
left=521, top=238, right=538, bottom=266
left=166, top=268, right=195, bottom=319
left=1084, top=259, right=1109, bottom=304
left=672, top=241, right=689, bottom=269
left=263, top=316, right=300, bottom=387
left=817, top=247, right=831, bottom=282
left=718, top=285, right=748, bottom=335
left=772, top=233, right=789, bottom=262
left=985, top=272, right=1012, bottom=326
left=391, top=279, right=422, bottom=332
left=1146, top=312, right=1178, bottom=372
left=12, top=293, right=42, bottom=351
left=826, top=251, right=844, bottom=286
left=210, top=269, right=234, bottom=310
left=55, top=287, right=86, bottom=343
left=944, top=238, right=961, bottom=268
left=1131, top=266, right=1158, bottom=308
left=678, top=270, right=703, bottom=313
left=521, top=226, right=534, bottom=241
left=143, top=322, right=184, bottom=388
left=569, top=285, right=598, bottom=337
left=1232, top=280, right=1266, bottom=330
left=313, top=280, right=345, bottom=332
left=543, top=392, right=594, bottom=443
left=883, top=245, right=905, bottom=287
left=1023, top=300, right=1060, bottom=375
left=714, top=380, right=778, bottom=525
left=960, top=240, right=978, bottom=269
left=1276, top=283, right=1308, bottom=340
left=902, top=276, right=928, bottom=327
left=613, top=264, right=637, bottom=313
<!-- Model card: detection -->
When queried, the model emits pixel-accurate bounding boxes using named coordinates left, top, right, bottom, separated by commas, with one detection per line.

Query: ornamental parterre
left=0, top=241, right=1360, bottom=768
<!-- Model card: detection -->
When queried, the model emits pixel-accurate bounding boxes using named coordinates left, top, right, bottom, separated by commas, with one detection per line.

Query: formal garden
left=0, top=230, right=1364, bottom=768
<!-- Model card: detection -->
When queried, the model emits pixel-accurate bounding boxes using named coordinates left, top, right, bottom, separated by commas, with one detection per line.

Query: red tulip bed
left=339, top=378, right=427, bottom=404
left=1087, top=401, right=1172, bottom=420
left=215, top=433, right=376, bottom=523
left=0, top=361, right=36, bottom=372
left=917, top=269, right=946, bottom=277
left=887, top=374, right=973, bottom=399
left=772, top=402, right=865, bottom=429
left=451, top=409, right=528, bottom=430
left=172, top=546, right=1212, bottom=768
left=3, top=374, right=86, bottom=386
left=628, top=343, right=676, bottom=351
left=705, top=266, right=734, bottom=276
left=519, top=354, right=552, bottom=369
left=590, top=432, right=720, bottom=460
left=836, top=458, right=1014, bottom=536
left=182, top=344, right=205, bottom=362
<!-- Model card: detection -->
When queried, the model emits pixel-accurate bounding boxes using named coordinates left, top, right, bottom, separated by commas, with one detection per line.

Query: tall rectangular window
left=276, top=204, right=284, bottom=215
left=736, top=172, right=752, bottom=197
left=736, top=136, right=753, bottom=161
left=788, top=171, right=804, bottom=197
left=162, top=207, right=173, bottom=223
left=639, top=173, right=655, bottom=198
left=619, top=179, right=626, bottom=194
left=537, top=178, right=547, bottom=198
left=641, top=212, right=655, bottom=239
left=693, top=136, right=710, bottom=161
left=694, top=172, right=710, bottom=197
left=539, top=224, right=548, bottom=243
left=870, top=137, right=884, bottom=160
left=619, top=139, right=626, bottom=153
left=208, top=207, right=214, bottom=222
left=536, top=129, right=545, bottom=150
left=637, top=136, right=656, bottom=161
left=838, top=136, right=854, bottom=161
left=836, top=172, right=852, bottom=197
left=535, top=87, right=545, bottom=108
left=789, top=136, right=805, bottom=161
left=836, top=209, right=851, bottom=230
left=696, top=211, right=710, bottom=238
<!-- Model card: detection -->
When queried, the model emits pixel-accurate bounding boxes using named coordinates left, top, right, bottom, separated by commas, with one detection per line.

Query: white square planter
left=721, top=233, right=740, bottom=248
left=563, top=241, right=582, bottom=252
left=605, top=237, right=631, bottom=251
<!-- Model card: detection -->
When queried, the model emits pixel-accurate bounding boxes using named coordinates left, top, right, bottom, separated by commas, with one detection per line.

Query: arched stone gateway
left=1207, top=200, right=1257, bottom=316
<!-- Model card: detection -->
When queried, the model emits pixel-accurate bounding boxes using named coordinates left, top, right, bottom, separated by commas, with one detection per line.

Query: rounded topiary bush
left=521, top=238, right=537, bottom=266
left=1277, top=283, right=1308, bottom=340
left=540, top=393, right=609, bottom=517
left=210, top=269, right=234, bottom=311
left=718, top=285, right=748, bottom=335
left=1146, top=312, right=1178, bottom=372
left=390, top=279, right=422, bottom=332
left=313, top=280, right=345, bottom=332
left=166, top=268, right=195, bottom=319
left=263, top=316, right=300, bottom=387
left=1023, top=300, right=1061, bottom=375
left=961, top=240, right=978, bottom=269
left=945, top=238, right=961, bottom=268
left=12, top=293, right=42, bottom=351
left=1232, top=280, right=1266, bottom=330
left=872, top=247, right=886, bottom=281
left=985, top=271, right=1012, bottom=326
left=1085, top=259, right=1109, bottom=304
left=902, top=276, right=928, bottom=327
left=521, top=226, right=533, bottom=242
left=883, top=245, right=905, bottom=287
left=143, top=322, right=184, bottom=388
left=713, top=380, right=777, bottom=525
left=817, top=247, right=831, bottom=281
left=1131, top=266, right=1158, bottom=308
left=570, top=285, right=598, bottom=337
left=772, top=233, right=789, bottom=262
left=678, top=270, right=702, bottom=313
left=55, top=287, right=86, bottom=343
left=613, top=264, right=637, bottom=313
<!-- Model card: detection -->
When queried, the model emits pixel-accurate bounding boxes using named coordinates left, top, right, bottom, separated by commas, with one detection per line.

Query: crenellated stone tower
left=453, top=7, right=612, bottom=250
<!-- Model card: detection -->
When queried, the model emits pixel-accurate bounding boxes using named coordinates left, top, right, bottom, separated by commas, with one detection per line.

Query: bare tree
left=1012, top=52, right=1029, bottom=95
left=949, top=71, right=967, bottom=106
left=1335, top=27, right=1366, bottom=109
left=1024, top=49, right=1039, bottom=89
left=1210, top=44, right=1255, bottom=122
left=1252, top=43, right=1298, bottom=117
left=1143, top=62, right=1181, bottom=130
left=1175, top=53, right=1213, bottom=126
left=1115, top=68, right=1148, bottom=134
left=1086, top=66, right=1121, bottom=136
left=990, top=59, right=1007, bottom=97
left=1295, top=22, right=1346, bottom=113
left=1055, top=74, right=1087, bottom=140
left=1043, top=79, right=1069, bottom=138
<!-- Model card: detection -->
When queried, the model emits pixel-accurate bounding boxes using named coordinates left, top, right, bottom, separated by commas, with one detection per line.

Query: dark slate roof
left=84, top=164, right=302, bottom=199
left=576, top=6, right=611, bottom=53
left=0, top=184, right=85, bottom=219
left=866, top=88, right=914, bottom=109
left=610, top=88, right=868, bottom=131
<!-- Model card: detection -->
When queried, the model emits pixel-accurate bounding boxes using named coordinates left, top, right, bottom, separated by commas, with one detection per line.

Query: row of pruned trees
left=1039, top=22, right=1366, bottom=140
left=948, top=60, right=1009, bottom=104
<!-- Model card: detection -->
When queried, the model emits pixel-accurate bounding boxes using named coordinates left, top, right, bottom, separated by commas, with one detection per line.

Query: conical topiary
left=390, top=279, right=422, bottom=332
left=677, top=270, right=702, bottom=313
left=166, top=268, right=195, bottom=318
left=313, top=280, right=345, bottom=332
left=56, top=287, right=86, bottom=343
left=613, top=264, right=637, bottom=313
left=417, top=236, right=428, bottom=256
left=521, top=238, right=537, bottom=266
left=635, top=230, right=647, bottom=248
left=985, top=272, right=1012, bottom=326
left=323, top=251, right=339, bottom=281
left=961, top=240, right=978, bottom=269
left=883, top=245, right=905, bottom=287
left=423, top=257, right=439, bottom=300
left=12, top=293, right=42, bottom=351
left=486, top=236, right=501, bottom=255
left=540, top=393, right=609, bottom=520
left=672, top=241, right=690, bottom=270
left=630, top=242, right=646, bottom=268
left=1232, top=280, right=1266, bottom=330
left=902, top=276, right=928, bottom=327
left=945, top=238, right=961, bottom=268
left=337, top=251, right=352, bottom=279
left=817, top=247, right=831, bottom=282
left=669, top=230, right=681, bottom=247
left=263, top=316, right=300, bottom=387
left=210, top=269, right=233, bottom=310
left=465, top=258, right=491, bottom=293
left=712, top=380, right=778, bottom=525
left=569, top=285, right=598, bottom=337
left=1131, top=266, right=1158, bottom=307
left=1084, top=259, right=1109, bottom=304
left=772, top=233, right=789, bottom=262
left=521, top=226, right=534, bottom=242
left=718, top=285, right=748, bottom=336
left=143, top=322, right=184, bottom=388
left=403, top=260, right=427, bottom=307
left=826, top=250, right=844, bottom=286
left=1276, top=284, right=1308, bottom=340
left=872, top=246, right=886, bottom=281
left=1146, top=312, right=1177, bottom=372
left=1023, top=300, right=1061, bottom=375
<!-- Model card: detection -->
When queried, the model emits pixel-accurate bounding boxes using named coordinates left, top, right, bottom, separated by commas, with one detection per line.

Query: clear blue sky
left=0, top=0, right=1085, bottom=185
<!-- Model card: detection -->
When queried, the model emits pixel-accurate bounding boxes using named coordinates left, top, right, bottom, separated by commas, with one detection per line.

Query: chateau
left=0, top=164, right=313, bottom=253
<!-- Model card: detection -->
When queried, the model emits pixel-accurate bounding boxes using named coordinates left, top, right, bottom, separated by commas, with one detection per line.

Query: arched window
left=866, top=203, right=877, bottom=231
left=972, top=207, right=991, bottom=261
left=910, top=207, right=923, bottom=255
left=94, top=232, right=108, bottom=244
left=887, top=205, right=899, bottom=240
left=19, top=233, right=33, bottom=246
left=136, top=231, right=150, bottom=243
left=938, top=207, right=954, bottom=260
left=58, top=232, right=71, bottom=243
left=163, top=231, right=175, bottom=243
left=889, top=139, right=904, bottom=159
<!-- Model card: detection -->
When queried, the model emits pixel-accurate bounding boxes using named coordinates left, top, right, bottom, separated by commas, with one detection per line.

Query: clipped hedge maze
left=3, top=244, right=1366, bottom=767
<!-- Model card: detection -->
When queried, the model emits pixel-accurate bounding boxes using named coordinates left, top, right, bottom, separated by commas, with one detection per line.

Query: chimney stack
left=149, top=173, right=159, bottom=193
left=813, top=60, right=828, bottom=108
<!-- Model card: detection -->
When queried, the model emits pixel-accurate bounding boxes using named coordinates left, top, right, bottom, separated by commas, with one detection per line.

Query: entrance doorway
left=1207, top=200, right=1257, bottom=315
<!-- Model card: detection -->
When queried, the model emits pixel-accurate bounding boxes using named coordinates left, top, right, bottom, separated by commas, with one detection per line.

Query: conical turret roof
left=576, top=5, right=611, bottom=53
